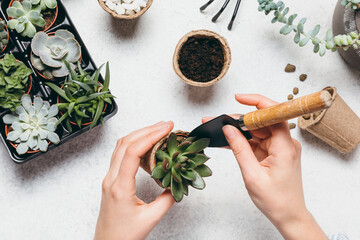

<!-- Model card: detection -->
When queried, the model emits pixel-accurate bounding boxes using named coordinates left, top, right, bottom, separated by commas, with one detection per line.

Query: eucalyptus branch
left=258, top=0, right=360, bottom=56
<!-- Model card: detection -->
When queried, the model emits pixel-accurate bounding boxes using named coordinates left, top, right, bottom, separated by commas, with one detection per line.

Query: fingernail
left=160, top=121, right=172, bottom=131
left=223, top=125, right=236, bottom=140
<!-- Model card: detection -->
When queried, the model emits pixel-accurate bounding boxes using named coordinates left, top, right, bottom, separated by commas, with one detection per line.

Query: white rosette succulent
left=6, top=0, right=45, bottom=38
left=30, top=0, right=57, bottom=11
left=31, top=29, right=81, bottom=79
left=2, top=95, right=60, bottom=155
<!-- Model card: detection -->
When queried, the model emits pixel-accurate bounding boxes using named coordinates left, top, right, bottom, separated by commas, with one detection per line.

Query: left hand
left=94, top=121, right=175, bottom=240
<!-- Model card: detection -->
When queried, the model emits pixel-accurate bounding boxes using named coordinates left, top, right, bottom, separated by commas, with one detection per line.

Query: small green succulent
left=6, top=0, right=45, bottom=38
left=0, top=20, right=9, bottom=52
left=31, top=29, right=81, bottom=79
left=341, top=0, right=360, bottom=9
left=258, top=0, right=360, bottom=56
left=0, top=54, right=33, bottom=111
left=2, top=95, right=60, bottom=155
left=45, top=61, right=114, bottom=132
left=152, top=133, right=212, bottom=202
left=31, top=0, right=57, bottom=11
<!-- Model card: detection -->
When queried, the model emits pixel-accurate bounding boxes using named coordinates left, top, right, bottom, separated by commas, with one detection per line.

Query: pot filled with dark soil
left=173, top=30, right=231, bottom=87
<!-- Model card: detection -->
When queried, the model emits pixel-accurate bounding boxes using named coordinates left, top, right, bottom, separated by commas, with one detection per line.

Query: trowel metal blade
left=189, top=114, right=252, bottom=147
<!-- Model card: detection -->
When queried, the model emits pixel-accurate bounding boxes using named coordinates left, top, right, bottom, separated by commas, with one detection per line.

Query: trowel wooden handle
left=240, top=90, right=333, bottom=131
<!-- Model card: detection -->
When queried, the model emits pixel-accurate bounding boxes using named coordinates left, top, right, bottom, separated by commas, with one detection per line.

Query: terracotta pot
left=9, top=0, right=59, bottom=32
left=0, top=18, right=9, bottom=54
left=333, top=0, right=360, bottom=70
left=298, top=87, right=360, bottom=153
left=98, top=0, right=154, bottom=20
left=140, top=130, right=189, bottom=188
left=173, top=30, right=231, bottom=87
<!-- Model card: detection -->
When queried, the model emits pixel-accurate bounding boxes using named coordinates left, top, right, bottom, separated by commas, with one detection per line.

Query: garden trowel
left=189, top=90, right=333, bottom=147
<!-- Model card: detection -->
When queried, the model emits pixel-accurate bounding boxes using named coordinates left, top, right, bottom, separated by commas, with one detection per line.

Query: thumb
left=223, top=125, right=261, bottom=179
left=147, top=190, right=175, bottom=222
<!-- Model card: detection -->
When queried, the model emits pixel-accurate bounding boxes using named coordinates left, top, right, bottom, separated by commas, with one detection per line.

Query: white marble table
left=1, top=0, right=359, bottom=239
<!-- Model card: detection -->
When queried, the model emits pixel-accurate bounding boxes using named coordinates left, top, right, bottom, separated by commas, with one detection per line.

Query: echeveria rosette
left=0, top=20, right=9, bottom=52
left=2, top=95, right=60, bottom=155
left=31, top=0, right=57, bottom=11
left=31, top=29, right=81, bottom=79
left=152, top=133, right=212, bottom=202
left=6, top=0, right=45, bottom=38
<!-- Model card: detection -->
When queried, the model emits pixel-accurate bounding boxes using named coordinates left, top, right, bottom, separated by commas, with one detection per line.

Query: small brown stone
left=288, top=94, right=294, bottom=100
left=289, top=123, right=297, bottom=130
left=299, top=74, right=307, bottom=81
left=285, top=64, right=296, bottom=72
left=293, top=87, right=299, bottom=95
left=303, top=114, right=311, bottom=120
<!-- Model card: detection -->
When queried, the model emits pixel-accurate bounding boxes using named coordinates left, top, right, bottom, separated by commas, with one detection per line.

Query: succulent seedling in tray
left=0, top=0, right=118, bottom=163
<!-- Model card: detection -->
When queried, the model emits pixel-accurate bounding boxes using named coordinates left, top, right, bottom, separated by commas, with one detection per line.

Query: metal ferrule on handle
left=238, top=90, right=333, bottom=131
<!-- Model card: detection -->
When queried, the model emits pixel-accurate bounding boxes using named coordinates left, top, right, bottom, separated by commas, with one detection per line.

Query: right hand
left=203, top=94, right=327, bottom=240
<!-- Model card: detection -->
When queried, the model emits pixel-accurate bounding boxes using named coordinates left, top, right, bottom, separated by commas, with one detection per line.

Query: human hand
left=94, top=121, right=175, bottom=240
left=203, top=94, right=327, bottom=240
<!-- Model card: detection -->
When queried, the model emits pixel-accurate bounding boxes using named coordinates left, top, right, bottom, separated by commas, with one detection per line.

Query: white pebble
left=125, top=9, right=135, bottom=15
left=122, top=3, right=139, bottom=10
left=115, top=5, right=125, bottom=14
left=104, top=0, right=148, bottom=15
left=137, top=0, right=147, bottom=8
left=134, top=6, right=141, bottom=13
left=105, top=0, right=116, bottom=10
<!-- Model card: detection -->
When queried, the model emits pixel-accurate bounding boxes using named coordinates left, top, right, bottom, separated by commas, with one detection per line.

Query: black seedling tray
left=0, top=0, right=118, bottom=164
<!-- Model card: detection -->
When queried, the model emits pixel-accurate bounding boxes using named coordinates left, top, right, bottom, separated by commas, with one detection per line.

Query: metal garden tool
left=200, top=0, right=242, bottom=30
left=189, top=90, right=333, bottom=147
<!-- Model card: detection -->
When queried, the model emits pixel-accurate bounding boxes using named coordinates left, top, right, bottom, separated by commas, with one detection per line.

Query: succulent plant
left=0, top=20, right=9, bottom=52
left=152, top=133, right=212, bottom=202
left=342, top=0, right=360, bottom=9
left=0, top=54, right=33, bottom=111
left=6, top=0, right=45, bottom=38
left=31, top=0, right=57, bottom=11
left=45, top=61, right=114, bottom=132
left=31, top=29, right=81, bottom=79
left=2, top=95, right=60, bottom=155
left=258, top=0, right=360, bottom=56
